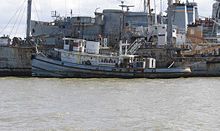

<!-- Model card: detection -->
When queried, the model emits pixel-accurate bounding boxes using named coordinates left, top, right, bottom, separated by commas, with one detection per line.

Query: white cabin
left=0, top=36, right=10, bottom=46
left=56, top=38, right=156, bottom=69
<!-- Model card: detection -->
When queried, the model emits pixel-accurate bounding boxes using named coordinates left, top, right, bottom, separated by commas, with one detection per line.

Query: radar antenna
left=119, top=1, right=134, bottom=12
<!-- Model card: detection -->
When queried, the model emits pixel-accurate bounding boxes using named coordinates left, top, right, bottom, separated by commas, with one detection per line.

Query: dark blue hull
left=32, top=55, right=191, bottom=78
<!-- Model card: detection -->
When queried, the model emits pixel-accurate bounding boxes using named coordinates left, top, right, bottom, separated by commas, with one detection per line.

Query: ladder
left=127, top=38, right=147, bottom=55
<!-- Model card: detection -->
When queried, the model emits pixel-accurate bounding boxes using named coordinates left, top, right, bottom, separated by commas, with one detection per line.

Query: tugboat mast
left=147, top=0, right=151, bottom=25
left=167, top=0, right=173, bottom=46
left=26, top=0, right=32, bottom=39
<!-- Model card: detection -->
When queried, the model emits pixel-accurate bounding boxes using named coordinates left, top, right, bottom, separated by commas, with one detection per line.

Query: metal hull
left=32, top=55, right=190, bottom=78
left=0, top=46, right=32, bottom=77
left=190, top=62, right=220, bottom=77
left=175, top=58, right=220, bottom=77
left=0, top=68, right=31, bottom=77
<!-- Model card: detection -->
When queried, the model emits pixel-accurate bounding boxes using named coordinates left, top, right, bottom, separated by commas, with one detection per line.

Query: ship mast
left=167, top=0, right=173, bottom=46
left=154, top=0, right=157, bottom=24
left=160, top=0, right=163, bottom=24
left=147, top=0, right=152, bottom=25
left=144, top=0, right=147, bottom=13
left=26, top=0, right=32, bottom=39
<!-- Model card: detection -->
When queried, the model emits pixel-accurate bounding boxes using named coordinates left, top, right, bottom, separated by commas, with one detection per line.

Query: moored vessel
left=32, top=38, right=191, bottom=78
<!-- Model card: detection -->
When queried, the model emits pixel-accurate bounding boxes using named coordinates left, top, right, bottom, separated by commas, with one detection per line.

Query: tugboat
left=32, top=38, right=191, bottom=78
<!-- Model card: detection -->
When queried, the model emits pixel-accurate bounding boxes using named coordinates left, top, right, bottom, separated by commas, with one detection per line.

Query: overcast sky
left=0, top=0, right=215, bottom=37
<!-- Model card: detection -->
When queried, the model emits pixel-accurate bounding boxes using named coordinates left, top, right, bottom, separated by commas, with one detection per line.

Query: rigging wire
left=14, top=4, right=27, bottom=36
left=33, top=0, right=44, bottom=34
left=65, top=0, right=71, bottom=16
left=138, top=0, right=143, bottom=12
left=9, top=0, right=26, bottom=36
left=78, top=0, right=81, bottom=15
left=0, top=0, right=26, bottom=35
left=32, top=0, right=62, bottom=38
left=35, top=0, right=41, bottom=18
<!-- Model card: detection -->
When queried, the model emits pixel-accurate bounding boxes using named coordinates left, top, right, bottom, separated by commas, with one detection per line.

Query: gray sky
left=0, top=0, right=215, bottom=37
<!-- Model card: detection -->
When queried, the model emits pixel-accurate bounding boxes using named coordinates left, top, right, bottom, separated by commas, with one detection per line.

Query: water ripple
left=0, top=77, right=220, bottom=130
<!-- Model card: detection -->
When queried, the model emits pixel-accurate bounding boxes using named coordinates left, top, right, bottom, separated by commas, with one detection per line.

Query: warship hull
left=189, top=61, right=220, bottom=77
left=175, top=57, right=220, bottom=77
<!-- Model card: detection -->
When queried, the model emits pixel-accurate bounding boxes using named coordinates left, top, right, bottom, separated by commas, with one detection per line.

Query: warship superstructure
left=31, top=9, right=148, bottom=47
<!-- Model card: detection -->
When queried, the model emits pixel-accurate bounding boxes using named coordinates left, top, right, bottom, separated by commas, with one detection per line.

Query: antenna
left=119, top=1, right=125, bottom=11
left=154, top=0, right=157, bottom=24
left=147, top=0, right=152, bottom=25
left=119, top=1, right=134, bottom=12
left=144, top=0, right=147, bottom=13
left=51, top=10, right=60, bottom=19
left=160, top=0, right=163, bottom=24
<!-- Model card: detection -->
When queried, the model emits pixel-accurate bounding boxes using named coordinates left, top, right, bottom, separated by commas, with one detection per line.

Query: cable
left=9, top=0, right=26, bottom=36
left=137, top=0, right=143, bottom=12
left=65, top=0, right=67, bottom=16
left=14, top=4, right=27, bottom=36
left=33, top=0, right=44, bottom=34
left=0, top=0, right=26, bottom=35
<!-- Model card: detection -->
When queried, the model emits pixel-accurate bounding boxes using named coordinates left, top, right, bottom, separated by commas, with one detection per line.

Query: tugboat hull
left=32, top=55, right=191, bottom=78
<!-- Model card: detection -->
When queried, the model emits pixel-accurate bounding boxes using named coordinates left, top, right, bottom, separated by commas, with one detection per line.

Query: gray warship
left=31, top=0, right=220, bottom=77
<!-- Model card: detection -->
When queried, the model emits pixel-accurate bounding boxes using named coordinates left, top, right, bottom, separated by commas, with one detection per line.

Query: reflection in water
left=0, top=77, right=220, bottom=130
